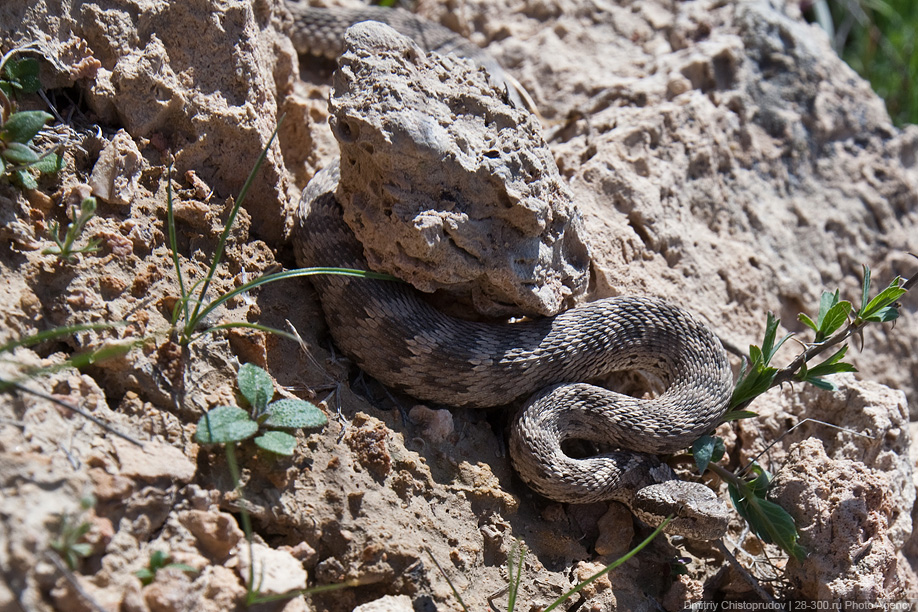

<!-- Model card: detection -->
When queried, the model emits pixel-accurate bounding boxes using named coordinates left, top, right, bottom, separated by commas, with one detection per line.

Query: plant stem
left=706, top=461, right=743, bottom=487
left=187, top=121, right=282, bottom=332
left=735, top=265, right=918, bottom=412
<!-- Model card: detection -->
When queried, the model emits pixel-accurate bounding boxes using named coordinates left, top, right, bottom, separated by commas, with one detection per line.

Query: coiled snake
left=290, top=6, right=735, bottom=540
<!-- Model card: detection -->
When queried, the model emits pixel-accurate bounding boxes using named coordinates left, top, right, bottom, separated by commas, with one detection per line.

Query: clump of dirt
left=0, top=0, right=916, bottom=610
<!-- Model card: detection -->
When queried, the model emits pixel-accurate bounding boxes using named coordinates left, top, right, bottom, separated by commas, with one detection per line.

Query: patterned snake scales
left=289, top=3, right=735, bottom=540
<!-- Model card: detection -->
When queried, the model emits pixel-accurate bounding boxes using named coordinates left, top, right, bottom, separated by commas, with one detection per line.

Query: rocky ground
left=1, top=0, right=917, bottom=610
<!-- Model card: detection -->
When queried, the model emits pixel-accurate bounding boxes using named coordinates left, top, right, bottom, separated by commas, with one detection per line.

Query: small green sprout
left=0, top=54, right=64, bottom=188
left=165, top=119, right=394, bottom=348
left=0, top=56, right=41, bottom=99
left=49, top=496, right=96, bottom=570
left=43, top=196, right=102, bottom=262
left=194, top=363, right=327, bottom=456
left=134, top=550, right=197, bottom=586
left=0, top=108, right=63, bottom=187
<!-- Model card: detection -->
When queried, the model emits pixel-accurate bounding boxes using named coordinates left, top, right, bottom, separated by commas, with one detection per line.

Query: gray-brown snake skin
left=290, top=6, right=735, bottom=539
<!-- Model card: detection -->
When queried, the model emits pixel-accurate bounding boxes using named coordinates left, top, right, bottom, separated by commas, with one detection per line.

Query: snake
left=288, top=5, right=735, bottom=540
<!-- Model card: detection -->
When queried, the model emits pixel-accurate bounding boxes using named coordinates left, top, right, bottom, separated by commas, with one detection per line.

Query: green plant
left=810, top=0, right=918, bottom=126
left=156, top=122, right=392, bottom=606
left=431, top=518, right=672, bottom=611
left=0, top=323, right=143, bottom=446
left=166, top=121, right=393, bottom=349
left=134, top=550, right=197, bottom=586
left=192, top=362, right=329, bottom=603
left=0, top=50, right=64, bottom=188
left=194, top=362, right=327, bottom=456
left=43, top=196, right=102, bottom=261
left=695, top=264, right=915, bottom=560
left=0, top=55, right=41, bottom=100
left=195, top=384, right=350, bottom=606
left=49, top=496, right=95, bottom=570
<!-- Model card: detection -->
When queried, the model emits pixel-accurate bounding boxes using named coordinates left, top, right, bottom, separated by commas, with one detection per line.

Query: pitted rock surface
left=327, top=22, right=590, bottom=317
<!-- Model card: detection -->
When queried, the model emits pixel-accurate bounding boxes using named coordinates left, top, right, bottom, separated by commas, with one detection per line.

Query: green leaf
left=729, top=319, right=785, bottom=410
left=760, top=312, right=792, bottom=365
left=859, top=278, right=906, bottom=322
left=506, top=539, right=525, bottom=611
left=861, top=306, right=901, bottom=323
left=745, top=463, right=772, bottom=497
left=748, top=344, right=763, bottom=365
left=728, top=480, right=806, bottom=560
left=164, top=562, right=198, bottom=575
left=254, top=430, right=297, bottom=456
left=860, top=265, right=872, bottom=314
left=802, top=290, right=852, bottom=341
left=809, top=362, right=857, bottom=376
left=237, top=363, right=274, bottom=412
left=134, top=567, right=155, bottom=585
left=32, top=151, right=63, bottom=174
left=263, top=398, right=328, bottom=429
left=70, top=542, right=93, bottom=558
left=148, top=550, right=169, bottom=569
left=802, top=377, right=837, bottom=391
left=194, top=406, right=258, bottom=445
left=759, top=313, right=776, bottom=364
left=187, top=266, right=399, bottom=336
left=3, top=58, right=41, bottom=94
left=1, top=110, right=52, bottom=144
left=816, top=289, right=838, bottom=325
left=726, top=462, right=806, bottom=560
left=13, top=168, right=38, bottom=189
left=66, top=341, right=135, bottom=369
left=729, top=358, right=777, bottom=409
left=2, top=141, right=40, bottom=164
left=692, top=435, right=724, bottom=474
left=797, top=312, right=818, bottom=332
left=0, top=323, right=121, bottom=354
left=797, top=289, right=852, bottom=342
left=819, top=301, right=852, bottom=337
left=804, top=351, right=857, bottom=379
left=797, top=345, right=858, bottom=390
left=135, top=550, right=197, bottom=586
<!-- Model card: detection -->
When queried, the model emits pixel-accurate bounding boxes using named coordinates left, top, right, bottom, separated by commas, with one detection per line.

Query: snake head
left=631, top=480, right=730, bottom=541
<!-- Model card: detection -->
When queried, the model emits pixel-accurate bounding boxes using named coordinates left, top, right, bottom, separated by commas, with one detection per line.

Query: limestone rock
left=178, top=510, right=245, bottom=562
left=89, top=129, right=143, bottom=206
left=748, top=375, right=916, bottom=599
left=328, top=21, right=590, bottom=317
left=353, top=595, right=413, bottom=612
left=234, top=541, right=308, bottom=597
left=771, top=438, right=916, bottom=600
left=113, top=438, right=196, bottom=483
left=5, top=0, right=297, bottom=242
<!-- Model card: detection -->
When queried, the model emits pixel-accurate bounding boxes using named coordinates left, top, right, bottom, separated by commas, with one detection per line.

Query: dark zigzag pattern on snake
left=293, top=161, right=734, bottom=538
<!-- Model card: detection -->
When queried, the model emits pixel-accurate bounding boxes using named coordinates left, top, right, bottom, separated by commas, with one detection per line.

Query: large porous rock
left=465, top=0, right=918, bottom=409
left=1, top=0, right=297, bottom=242
left=747, top=376, right=916, bottom=599
left=328, top=21, right=590, bottom=317
left=771, top=438, right=915, bottom=600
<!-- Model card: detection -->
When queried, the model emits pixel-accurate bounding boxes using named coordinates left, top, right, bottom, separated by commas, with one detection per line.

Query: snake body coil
left=294, top=163, right=734, bottom=539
